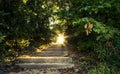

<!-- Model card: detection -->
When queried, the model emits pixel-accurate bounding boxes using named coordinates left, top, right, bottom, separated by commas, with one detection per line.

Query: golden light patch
left=57, top=34, right=65, bottom=44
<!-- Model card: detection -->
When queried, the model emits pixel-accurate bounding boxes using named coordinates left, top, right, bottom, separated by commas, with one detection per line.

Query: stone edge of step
left=16, top=63, right=74, bottom=69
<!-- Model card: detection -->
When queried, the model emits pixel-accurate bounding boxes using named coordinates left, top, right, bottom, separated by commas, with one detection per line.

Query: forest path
left=7, top=44, right=75, bottom=74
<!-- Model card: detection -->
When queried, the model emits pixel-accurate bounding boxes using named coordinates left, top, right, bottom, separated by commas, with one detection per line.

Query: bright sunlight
left=57, top=34, right=65, bottom=44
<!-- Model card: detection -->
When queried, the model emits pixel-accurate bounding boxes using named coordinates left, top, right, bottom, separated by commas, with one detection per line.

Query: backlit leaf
left=22, top=0, right=28, bottom=4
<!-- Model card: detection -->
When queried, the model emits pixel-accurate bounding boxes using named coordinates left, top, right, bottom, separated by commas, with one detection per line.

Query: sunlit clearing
left=57, top=34, right=65, bottom=44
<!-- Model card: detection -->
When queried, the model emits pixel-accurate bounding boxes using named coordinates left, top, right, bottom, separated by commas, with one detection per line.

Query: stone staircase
left=16, top=44, right=74, bottom=69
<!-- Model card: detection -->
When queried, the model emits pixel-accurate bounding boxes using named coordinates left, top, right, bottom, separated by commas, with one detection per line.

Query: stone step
left=38, top=51, right=68, bottom=54
left=16, top=45, right=74, bottom=69
left=17, top=57, right=72, bottom=63
left=43, top=47, right=67, bottom=51
left=49, top=45, right=61, bottom=48
left=35, top=51, right=68, bottom=56
left=48, top=45, right=67, bottom=49
left=34, top=53, right=67, bottom=57
left=16, top=63, right=74, bottom=69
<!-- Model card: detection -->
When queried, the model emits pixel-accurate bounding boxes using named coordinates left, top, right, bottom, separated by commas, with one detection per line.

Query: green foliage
left=89, top=62, right=120, bottom=74
left=0, top=32, right=6, bottom=43
left=89, top=63, right=112, bottom=74
left=5, top=39, right=30, bottom=48
left=0, top=0, right=120, bottom=73
left=60, top=0, right=120, bottom=73
left=0, top=0, right=53, bottom=62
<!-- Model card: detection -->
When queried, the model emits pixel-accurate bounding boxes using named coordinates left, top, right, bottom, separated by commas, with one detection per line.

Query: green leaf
left=103, top=3, right=111, bottom=8
left=0, top=33, right=6, bottom=43
left=97, top=35, right=103, bottom=40
left=22, top=0, right=28, bottom=4
left=105, top=34, right=112, bottom=39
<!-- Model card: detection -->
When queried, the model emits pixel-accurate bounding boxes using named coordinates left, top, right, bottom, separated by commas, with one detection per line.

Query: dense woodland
left=0, top=0, right=120, bottom=74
